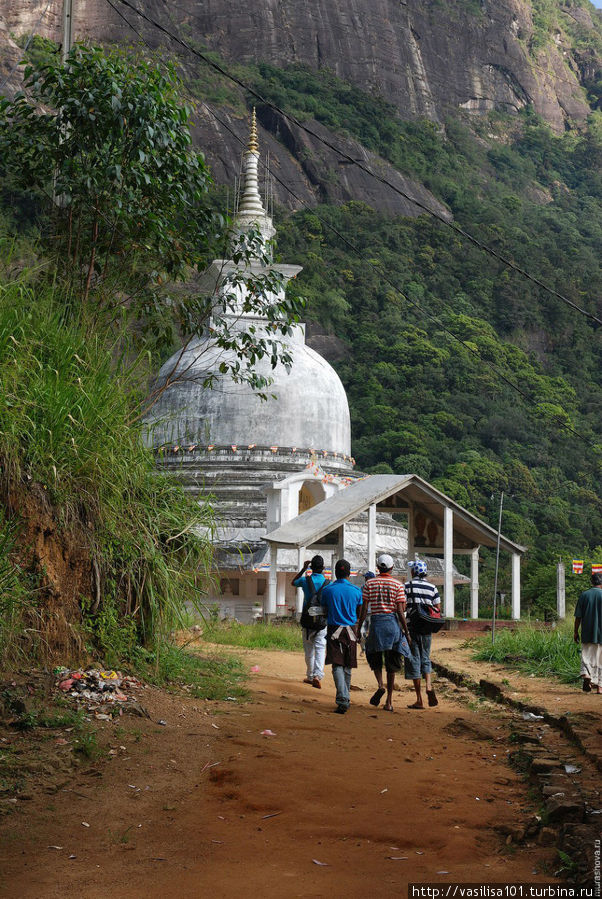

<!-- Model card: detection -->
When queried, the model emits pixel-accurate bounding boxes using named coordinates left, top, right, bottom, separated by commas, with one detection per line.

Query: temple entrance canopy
left=264, top=474, right=526, bottom=619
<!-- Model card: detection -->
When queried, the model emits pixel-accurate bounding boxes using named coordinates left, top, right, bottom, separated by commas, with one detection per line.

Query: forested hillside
left=1, top=0, right=601, bottom=626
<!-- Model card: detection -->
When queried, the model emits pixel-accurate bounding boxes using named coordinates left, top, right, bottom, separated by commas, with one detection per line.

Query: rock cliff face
left=1, top=0, right=600, bottom=213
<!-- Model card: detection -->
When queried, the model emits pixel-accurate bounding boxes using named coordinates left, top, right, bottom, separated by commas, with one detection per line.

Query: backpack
left=299, top=576, right=327, bottom=631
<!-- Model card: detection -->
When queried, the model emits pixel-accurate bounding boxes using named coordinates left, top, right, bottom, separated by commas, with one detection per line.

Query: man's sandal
left=370, top=687, right=386, bottom=706
left=427, top=689, right=438, bottom=707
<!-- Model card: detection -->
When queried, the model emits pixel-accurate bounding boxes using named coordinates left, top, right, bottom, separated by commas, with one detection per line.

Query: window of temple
left=220, top=577, right=239, bottom=596
left=256, top=578, right=266, bottom=596
left=298, top=480, right=325, bottom=515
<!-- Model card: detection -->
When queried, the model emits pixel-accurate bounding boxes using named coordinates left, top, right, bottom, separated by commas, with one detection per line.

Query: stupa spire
left=248, top=107, right=259, bottom=153
left=233, top=109, right=275, bottom=242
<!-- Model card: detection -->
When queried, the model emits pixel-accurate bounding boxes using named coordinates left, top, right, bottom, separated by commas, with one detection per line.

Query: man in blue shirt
left=292, top=555, right=328, bottom=689
left=574, top=572, right=602, bottom=693
left=320, top=559, right=363, bottom=714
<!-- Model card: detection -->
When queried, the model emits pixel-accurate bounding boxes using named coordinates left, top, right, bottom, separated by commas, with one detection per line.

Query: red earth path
left=0, top=641, right=563, bottom=898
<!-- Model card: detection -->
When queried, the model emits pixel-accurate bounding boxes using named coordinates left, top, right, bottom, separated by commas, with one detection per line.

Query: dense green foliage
left=0, top=275, right=213, bottom=662
left=250, top=63, right=602, bottom=607
left=0, top=45, right=215, bottom=305
left=0, top=46, right=303, bottom=394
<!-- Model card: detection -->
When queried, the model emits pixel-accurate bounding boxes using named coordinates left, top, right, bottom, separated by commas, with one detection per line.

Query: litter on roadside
left=53, top=667, right=144, bottom=717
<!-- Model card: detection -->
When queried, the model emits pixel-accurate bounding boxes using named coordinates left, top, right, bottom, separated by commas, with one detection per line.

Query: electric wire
left=110, top=0, right=602, bottom=329
left=102, top=0, right=601, bottom=450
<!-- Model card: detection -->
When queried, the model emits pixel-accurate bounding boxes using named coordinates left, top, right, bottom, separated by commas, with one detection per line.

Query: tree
left=0, top=45, right=303, bottom=396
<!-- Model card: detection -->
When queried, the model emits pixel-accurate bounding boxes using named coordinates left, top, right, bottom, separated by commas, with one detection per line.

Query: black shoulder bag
left=406, top=581, right=447, bottom=636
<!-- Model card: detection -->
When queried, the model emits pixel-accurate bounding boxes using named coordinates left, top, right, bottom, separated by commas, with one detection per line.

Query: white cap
left=376, top=553, right=394, bottom=571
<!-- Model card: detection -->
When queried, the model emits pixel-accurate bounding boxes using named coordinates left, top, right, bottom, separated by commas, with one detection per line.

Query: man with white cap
left=357, top=553, right=411, bottom=712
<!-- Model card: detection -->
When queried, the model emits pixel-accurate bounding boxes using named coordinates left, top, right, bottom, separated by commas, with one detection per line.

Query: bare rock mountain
left=1, top=0, right=600, bottom=215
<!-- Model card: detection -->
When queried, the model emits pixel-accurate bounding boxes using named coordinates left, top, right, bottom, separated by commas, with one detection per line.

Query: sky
left=591, top=0, right=602, bottom=7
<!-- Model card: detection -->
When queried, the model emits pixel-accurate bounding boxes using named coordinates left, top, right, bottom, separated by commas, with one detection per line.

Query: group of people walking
left=293, top=553, right=441, bottom=714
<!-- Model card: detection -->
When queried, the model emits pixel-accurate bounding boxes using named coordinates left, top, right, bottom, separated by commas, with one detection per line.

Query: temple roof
left=264, top=474, right=526, bottom=554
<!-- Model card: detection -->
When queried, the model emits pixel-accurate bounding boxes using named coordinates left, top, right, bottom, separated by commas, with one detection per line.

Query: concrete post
left=511, top=552, right=521, bottom=620
left=267, top=551, right=278, bottom=617
left=276, top=572, right=287, bottom=616
left=62, top=0, right=74, bottom=64
left=470, top=547, right=480, bottom=619
left=557, top=561, right=566, bottom=620
left=443, top=505, right=454, bottom=618
left=367, top=504, right=376, bottom=573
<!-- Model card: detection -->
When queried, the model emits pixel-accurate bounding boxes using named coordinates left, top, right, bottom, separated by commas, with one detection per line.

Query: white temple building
left=145, top=113, right=525, bottom=621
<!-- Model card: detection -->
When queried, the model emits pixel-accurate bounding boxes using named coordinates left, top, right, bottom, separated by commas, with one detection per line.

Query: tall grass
left=0, top=510, right=31, bottom=661
left=0, top=274, right=214, bottom=661
left=471, top=619, right=580, bottom=684
left=202, top=620, right=304, bottom=652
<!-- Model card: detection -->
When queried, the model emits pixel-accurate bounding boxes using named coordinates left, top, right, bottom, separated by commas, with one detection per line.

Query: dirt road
left=0, top=642, right=568, bottom=898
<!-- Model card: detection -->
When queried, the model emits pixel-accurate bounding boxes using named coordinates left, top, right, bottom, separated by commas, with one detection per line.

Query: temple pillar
left=267, top=551, right=278, bottom=617
left=407, top=501, right=415, bottom=564
left=296, top=546, right=306, bottom=615
left=511, top=552, right=521, bottom=620
left=470, top=547, right=479, bottom=619
left=443, top=506, right=454, bottom=618
left=367, top=504, right=376, bottom=573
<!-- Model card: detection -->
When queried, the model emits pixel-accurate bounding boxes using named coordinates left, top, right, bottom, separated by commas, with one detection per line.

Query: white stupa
left=145, top=112, right=362, bottom=619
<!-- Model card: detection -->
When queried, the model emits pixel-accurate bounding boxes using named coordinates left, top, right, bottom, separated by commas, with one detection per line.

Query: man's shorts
left=404, top=633, right=433, bottom=679
left=366, top=649, right=403, bottom=674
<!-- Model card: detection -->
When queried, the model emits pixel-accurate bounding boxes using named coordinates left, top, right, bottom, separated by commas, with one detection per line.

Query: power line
left=103, top=0, right=600, bottom=449
left=176, top=97, right=602, bottom=452
left=110, top=0, right=602, bottom=329
left=104, top=0, right=154, bottom=53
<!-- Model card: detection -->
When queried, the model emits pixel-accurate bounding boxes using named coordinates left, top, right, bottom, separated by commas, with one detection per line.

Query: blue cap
left=363, top=570, right=376, bottom=580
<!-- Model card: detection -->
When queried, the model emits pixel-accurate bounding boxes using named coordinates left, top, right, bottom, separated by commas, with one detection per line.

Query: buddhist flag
left=592, top=563, right=602, bottom=575
left=572, top=560, right=584, bottom=574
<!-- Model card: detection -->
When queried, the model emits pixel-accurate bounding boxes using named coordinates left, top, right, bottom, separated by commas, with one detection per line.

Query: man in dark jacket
left=574, top=572, right=602, bottom=693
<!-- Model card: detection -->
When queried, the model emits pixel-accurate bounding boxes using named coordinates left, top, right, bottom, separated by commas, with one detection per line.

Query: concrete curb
left=432, top=660, right=602, bottom=774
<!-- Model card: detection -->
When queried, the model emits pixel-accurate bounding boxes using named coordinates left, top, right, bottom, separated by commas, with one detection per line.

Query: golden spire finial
left=247, top=107, right=259, bottom=153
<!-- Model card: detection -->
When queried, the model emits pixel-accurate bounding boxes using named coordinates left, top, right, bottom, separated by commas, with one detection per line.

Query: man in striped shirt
left=404, top=560, right=440, bottom=709
left=358, top=554, right=411, bottom=712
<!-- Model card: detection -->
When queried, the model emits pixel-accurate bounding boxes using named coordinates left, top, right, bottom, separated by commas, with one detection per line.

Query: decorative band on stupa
left=155, top=443, right=355, bottom=467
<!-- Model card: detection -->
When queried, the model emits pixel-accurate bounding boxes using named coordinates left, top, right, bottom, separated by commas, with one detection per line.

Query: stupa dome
left=145, top=325, right=351, bottom=456
left=146, top=109, right=351, bottom=460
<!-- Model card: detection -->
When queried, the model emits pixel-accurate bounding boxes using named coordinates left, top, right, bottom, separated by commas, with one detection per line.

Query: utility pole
left=557, top=560, right=566, bottom=620
left=62, top=0, right=74, bottom=64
